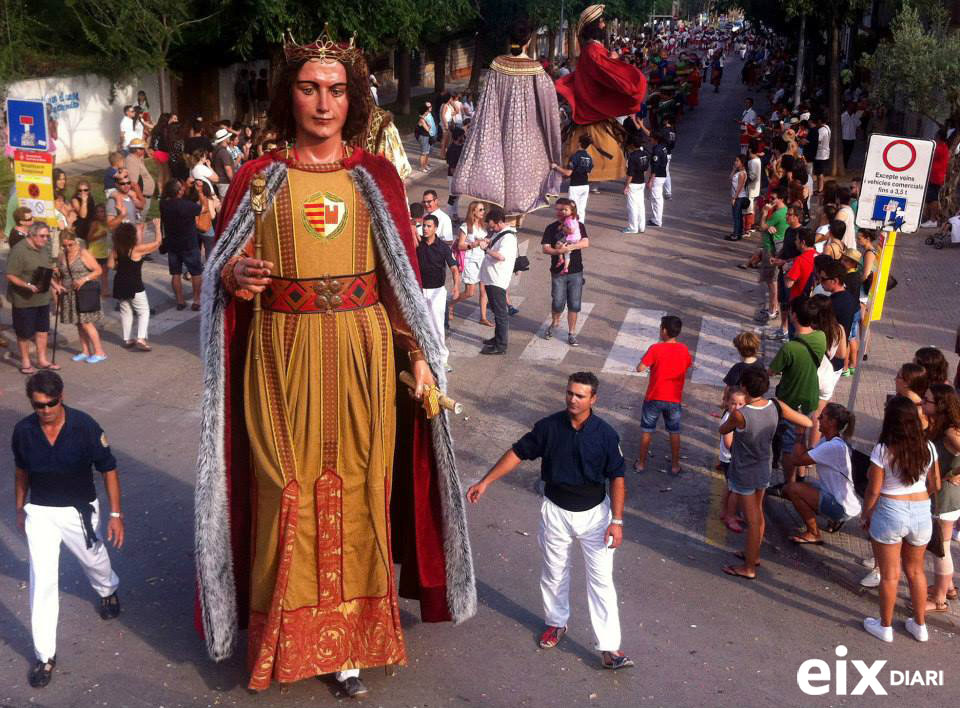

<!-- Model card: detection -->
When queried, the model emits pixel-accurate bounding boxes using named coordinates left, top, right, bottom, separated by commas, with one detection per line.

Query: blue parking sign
left=871, top=195, right=906, bottom=225
left=6, top=99, right=49, bottom=151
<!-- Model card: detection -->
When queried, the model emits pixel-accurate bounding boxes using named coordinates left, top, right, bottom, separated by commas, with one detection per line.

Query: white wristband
left=610, top=518, right=623, bottom=526
left=109, top=512, right=123, bottom=518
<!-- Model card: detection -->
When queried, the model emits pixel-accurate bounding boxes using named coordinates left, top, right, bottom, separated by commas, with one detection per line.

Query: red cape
left=556, top=42, right=648, bottom=125
left=195, top=149, right=454, bottom=643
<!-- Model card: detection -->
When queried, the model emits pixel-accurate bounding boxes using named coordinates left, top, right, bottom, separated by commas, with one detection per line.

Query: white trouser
left=649, top=177, right=666, bottom=225
left=664, top=154, right=673, bottom=198
left=447, top=176, right=460, bottom=220
left=626, top=183, right=646, bottom=232
left=119, top=290, right=150, bottom=341
left=538, top=497, right=620, bottom=652
left=422, top=287, right=449, bottom=364
left=25, top=500, right=119, bottom=661
left=568, top=185, right=590, bottom=223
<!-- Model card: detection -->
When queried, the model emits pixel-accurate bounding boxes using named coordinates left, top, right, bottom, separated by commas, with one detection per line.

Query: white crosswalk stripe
left=447, top=297, right=526, bottom=359
left=519, top=303, right=595, bottom=363
left=690, top=316, right=757, bottom=385
left=601, top=308, right=666, bottom=377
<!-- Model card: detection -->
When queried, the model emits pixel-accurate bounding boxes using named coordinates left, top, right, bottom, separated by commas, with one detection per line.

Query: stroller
left=925, top=215, right=960, bottom=250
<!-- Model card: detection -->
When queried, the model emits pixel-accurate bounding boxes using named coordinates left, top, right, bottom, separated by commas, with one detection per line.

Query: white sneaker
left=905, top=618, right=928, bottom=642
left=860, top=567, right=881, bottom=588
left=860, top=555, right=876, bottom=568
left=921, top=220, right=938, bottom=228
left=863, top=617, right=893, bottom=642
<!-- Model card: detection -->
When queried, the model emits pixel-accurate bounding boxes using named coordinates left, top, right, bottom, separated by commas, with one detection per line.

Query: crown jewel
left=283, top=25, right=363, bottom=65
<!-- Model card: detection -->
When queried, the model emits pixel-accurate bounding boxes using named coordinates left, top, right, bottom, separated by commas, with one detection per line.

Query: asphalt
left=0, top=58, right=957, bottom=708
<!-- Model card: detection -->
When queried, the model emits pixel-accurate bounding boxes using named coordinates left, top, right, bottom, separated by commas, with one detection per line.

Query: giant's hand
left=411, top=358, right=436, bottom=400
left=234, top=257, right=274, bottom=293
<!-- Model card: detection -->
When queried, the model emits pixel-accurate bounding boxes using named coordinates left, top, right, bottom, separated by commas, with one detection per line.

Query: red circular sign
left=881, top=140, right=917, bottom=172
left=28, top=183, right=40, bottom=198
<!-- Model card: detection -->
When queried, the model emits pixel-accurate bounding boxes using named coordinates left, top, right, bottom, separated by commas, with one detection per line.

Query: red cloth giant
left=556, top=41, right=648, bottom=125
left=194, top=148, right=454, bottom=645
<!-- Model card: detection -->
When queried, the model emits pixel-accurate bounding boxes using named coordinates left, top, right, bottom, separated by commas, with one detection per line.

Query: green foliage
left=863, top=2, right=960, bottom=125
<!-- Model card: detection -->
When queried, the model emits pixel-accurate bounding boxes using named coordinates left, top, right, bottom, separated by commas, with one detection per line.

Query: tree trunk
left=793, top=13, right=806, bottom=110
left=547, top=27, right=557, bottom=61
left=829, top=13, right=843, bottom=176
left=467, top=35, right=484, bottom=94
left=396, top=46, right=412, bottom=115
left=568, top=21, right=579, bottom=64
left=432, top=41, right=448, bottom=96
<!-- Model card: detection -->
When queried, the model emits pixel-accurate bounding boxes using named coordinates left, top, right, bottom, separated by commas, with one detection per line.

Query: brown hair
left=113, top=222, right=138, bottom=259
left=879, top=395, right=932, bottom=485
left=898, top=362, right=929, bottom=398
left=822, top=402, right=856, bottom=440
left=914, top=347, right=949, bottom=386
left=268, top=57, right=373, bottom=146
left=733, top=331, right=760, bottom=358
left=926, top=383, right=960, bottom=442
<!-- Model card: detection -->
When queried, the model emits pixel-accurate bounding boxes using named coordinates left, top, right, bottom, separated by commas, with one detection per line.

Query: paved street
left=1, top=58, right=958, bottom=707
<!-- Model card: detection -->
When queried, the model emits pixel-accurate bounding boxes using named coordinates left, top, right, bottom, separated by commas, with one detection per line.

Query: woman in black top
left=107, top=223, right=162, bottom=351
left=159, top=178, right=203, bottom=310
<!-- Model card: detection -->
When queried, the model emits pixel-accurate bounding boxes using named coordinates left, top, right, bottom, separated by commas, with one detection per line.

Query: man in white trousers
left=552, top=134, right=594, bottom=223
left=467, top=371, right=634, bottom=671
left=12, top=371, right=124, bottom=689
left=647, top=131, right=669, bottom=227
left=416, top=214, right=461, bottom=372
left=623, top=134, right=649, bottom=234
left=662, top=118, right=677, bottom=200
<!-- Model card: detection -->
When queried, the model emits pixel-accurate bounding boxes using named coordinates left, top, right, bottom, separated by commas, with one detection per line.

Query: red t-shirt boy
left=634, top=315, right=692, bottom=475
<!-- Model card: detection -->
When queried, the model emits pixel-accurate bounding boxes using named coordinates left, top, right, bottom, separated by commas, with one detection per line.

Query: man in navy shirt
left=467, top=371, right=633, bottom=670
left=12, top=371, right=125, bottom=689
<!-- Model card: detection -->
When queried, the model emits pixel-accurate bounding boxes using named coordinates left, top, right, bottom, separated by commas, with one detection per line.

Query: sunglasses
left=78, top=188, right=89, bottom=192
left=117, top=181, right=131, bottom=186
left=32, top=397, right=61, bottom=410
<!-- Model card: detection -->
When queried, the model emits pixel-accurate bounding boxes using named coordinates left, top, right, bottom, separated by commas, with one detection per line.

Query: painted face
left=292, top=60, right=349, bottom=144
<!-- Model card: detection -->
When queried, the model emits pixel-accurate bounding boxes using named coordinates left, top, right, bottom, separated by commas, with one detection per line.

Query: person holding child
left=540, top=198, right=589, bottom=346
left=720, top=368, right=812, bottom=579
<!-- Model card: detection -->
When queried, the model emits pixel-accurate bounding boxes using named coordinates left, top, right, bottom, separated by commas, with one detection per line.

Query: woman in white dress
left=454, top=201, right=492, bottom=326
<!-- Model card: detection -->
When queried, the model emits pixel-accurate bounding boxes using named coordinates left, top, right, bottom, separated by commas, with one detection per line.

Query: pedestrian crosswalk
left=446, top=297, right=527, bottom=359
left=690, top=316, right=755, bottom=385
left=601, top=308, right=666, bottom=377
left=520, top=303, right=596, bottom=362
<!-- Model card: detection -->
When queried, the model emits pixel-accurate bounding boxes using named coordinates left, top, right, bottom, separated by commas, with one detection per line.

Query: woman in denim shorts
left=861, top=396, right=941, bottom=643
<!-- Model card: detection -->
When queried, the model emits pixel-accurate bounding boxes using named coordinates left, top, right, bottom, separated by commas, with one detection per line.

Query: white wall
left=6, top=72, right=170, bottom=162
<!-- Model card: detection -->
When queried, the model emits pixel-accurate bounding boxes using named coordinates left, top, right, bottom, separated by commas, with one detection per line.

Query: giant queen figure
left=555, top=5, right=648, bottom=182
left=194, top=30, right=476, bottom=695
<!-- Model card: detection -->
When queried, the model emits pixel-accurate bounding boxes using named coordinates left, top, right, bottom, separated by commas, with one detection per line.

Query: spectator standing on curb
left=13, top=371, right=124, bottom=688
left=417, top=214, right=461, bottom=373
left=662, top=117, right=676, bottom=200
left=479, top=206, right=517, bottom=355
left=124, top=139, right=156, bottom=221
left=422, top=189, right=453, bottom=244
left=445, top=127, right=466, bottom=223
left=623, top=133, right=649, bottom=234
left=552, top=135, right=594, bottom=222
left=5, top=223, right=62, bottom=374
left=923, top=384, right=960, bottom=611
left=467, top=371, right=635, bottom=671
left=8, top=207, right=33, bottom=249
left=743, top=140, right=762, bottom=235
left=455, top=201, right=490, bottom=325
left=119, top=105, right=142, bottom=150
left=57, top=230, right=107, bottom=364
left=540, top=198, right=590, bottom=346
left=415, top=103, right=434, bottom=172
left=106, top=170, right=144, bottom=238
left=861, top=396, right=940, bottom=643
left=840, top=102, right=863, bottom=170
left=647, top=131, right=669, bottom=227
left=729, top=155, right=748, bottom=240
left=769, top=298, right=827, bottom=487
left=633, top=315, right=693, bottom=476
left=721, top=368, right=813, bottom=580
left=921, top=129, right=950, bottom=228
left=813, top=117, right=831, bottom=195
left=211, top=129, right=235, bottom=198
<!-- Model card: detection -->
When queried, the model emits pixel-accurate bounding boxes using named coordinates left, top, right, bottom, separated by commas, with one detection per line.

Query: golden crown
left=283, top=25, right=364, bottom=65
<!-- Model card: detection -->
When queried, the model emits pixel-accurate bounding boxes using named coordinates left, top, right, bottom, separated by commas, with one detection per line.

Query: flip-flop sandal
left=633, top=459, right=645, bottom=473
left=724, top=518, right=744, bottom=533
left=789, top=535, right=824, bottom=545
left=191, top=303, right=201, bottom=311
left=478, top=319, right=494, bottom=327
left=733, top=551, right=760, bottom=566
left=38, top=363, right=60, bottom=371
left=19, top=366, right=37, bottom=375
left=723, top=565, right=756, bottom=580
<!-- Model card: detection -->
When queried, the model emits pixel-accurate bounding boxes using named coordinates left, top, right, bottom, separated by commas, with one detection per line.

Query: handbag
left=513, top=255, right=530, bottom=273
left=76, top=281, right=101, bottom=313
left=927, top=520, right=946, bottom=558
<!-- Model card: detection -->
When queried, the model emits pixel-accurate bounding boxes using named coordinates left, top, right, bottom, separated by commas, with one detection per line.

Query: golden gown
left=242, top=162, right=407, bottom=689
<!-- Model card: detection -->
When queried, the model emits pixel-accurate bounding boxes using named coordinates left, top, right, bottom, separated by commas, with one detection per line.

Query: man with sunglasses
left=7, top=206, right=33, bottom=249
left=12, top=371, right=124, bottom=688
left=5, top=223, right=63, bottom=374
left=105, top=169, right=144, bottom=231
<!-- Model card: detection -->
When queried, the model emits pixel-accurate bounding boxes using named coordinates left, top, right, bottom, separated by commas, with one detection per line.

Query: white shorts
left=935, top=508, right=960, bottom=521
left=462, top=258, right=482, bottom=285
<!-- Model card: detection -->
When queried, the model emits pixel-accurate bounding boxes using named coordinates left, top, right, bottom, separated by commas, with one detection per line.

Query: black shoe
left=340, top=676, right=369, bottom=698
left=767, top=483, right=785, bottom=498
left=508, top=305, right=519, bottom=316
left=480, top=345, right=506, bottom=355
left=99, top=592, right=120, bottom=620
left=724, top=233, right=743, bottom=241
left=482, top=337, right=496, bottom=346
left=176, top=303, right=187, bottom=311
left=28, top=657, right=55, bottom=688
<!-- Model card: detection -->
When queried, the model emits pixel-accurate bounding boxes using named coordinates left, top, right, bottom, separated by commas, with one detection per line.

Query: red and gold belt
left=261, top=270, right=379, bottom=314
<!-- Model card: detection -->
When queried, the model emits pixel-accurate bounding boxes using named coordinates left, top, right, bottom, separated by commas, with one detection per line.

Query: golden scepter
left=398, top=371, right=464, bottom=418
left=249, top=173, right=268, bottom=361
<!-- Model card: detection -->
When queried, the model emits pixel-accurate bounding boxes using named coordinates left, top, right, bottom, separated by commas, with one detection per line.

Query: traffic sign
left=856, top=134, right=935, bottom=234
left=14, top=149, right=56, bottom=227
left=6, top=98, right=50, bottom=151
